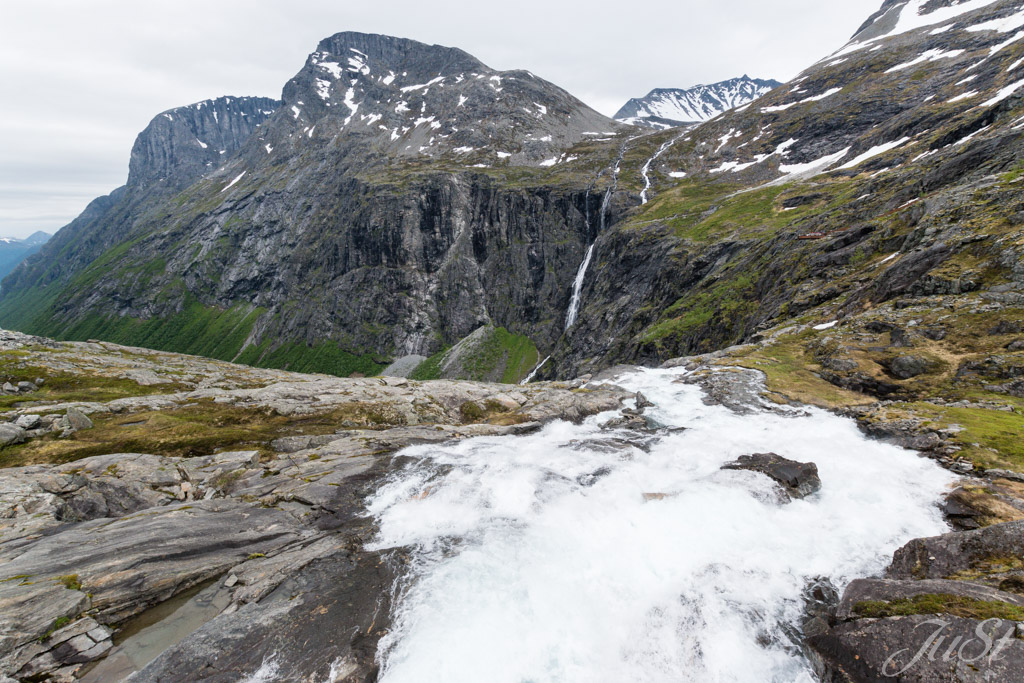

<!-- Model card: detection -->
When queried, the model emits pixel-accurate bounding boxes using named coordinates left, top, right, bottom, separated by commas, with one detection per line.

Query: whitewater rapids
left=366, top=367, right=954, bottom=682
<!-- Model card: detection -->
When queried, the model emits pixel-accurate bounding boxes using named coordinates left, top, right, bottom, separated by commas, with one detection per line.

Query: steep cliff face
left=7, top=3, right=1024, bottom=384
left=3, top=96, right=279, bottom=304
left=128, top=96, right=280, bottom=189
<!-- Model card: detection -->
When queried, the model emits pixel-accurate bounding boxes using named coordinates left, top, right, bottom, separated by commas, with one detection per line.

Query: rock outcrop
left=808, top=519, right=1024, bottom=681
left=722, top=453, right=822, bottom=499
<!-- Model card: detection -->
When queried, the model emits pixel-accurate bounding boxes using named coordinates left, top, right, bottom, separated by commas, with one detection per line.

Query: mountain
left=615, top=75, right=781, bottom=128
left=0, top=32, right=625, bottom=380
left=22, top=231, right=50, bottom=247
left=0, top=232, right=51, bottom=284
left=4, top=1, right=1024, bottom=394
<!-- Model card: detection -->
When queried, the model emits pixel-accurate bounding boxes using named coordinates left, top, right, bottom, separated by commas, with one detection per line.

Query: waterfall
left=519, top=355, right=551, bottom=385
left=563, top=244, right=595, bottom=330
left=640, top=133, right=685, bottom=205
left=366, top=366, right=954, bottom=682
left=564, top=144, right=626, bottom=331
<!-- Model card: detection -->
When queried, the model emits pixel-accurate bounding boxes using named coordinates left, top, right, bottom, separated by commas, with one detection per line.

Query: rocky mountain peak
left=271, top=32, right=621, bottom=167
left=615, top=75, right=782, bottom=128
left=128, top=95, right=280, bottom=190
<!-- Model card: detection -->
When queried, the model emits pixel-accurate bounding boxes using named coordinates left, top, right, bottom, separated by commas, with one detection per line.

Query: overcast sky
left=0, top=0, right=882, bottom=239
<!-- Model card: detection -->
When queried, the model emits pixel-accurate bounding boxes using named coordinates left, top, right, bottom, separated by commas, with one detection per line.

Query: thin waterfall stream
left=640, top=132, right=687, bottom=204
left=564, top=142, right=629, bottom=330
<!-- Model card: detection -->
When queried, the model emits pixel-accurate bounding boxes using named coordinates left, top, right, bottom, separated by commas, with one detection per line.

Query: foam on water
left=367, top=367, right=954, bottom=682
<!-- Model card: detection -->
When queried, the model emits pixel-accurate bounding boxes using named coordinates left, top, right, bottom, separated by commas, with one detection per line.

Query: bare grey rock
left=0, top=424, right=26, bottom=448
left=810, top=614, right=1024, bottom=682
left=0, top=500, right=304, bottom=675
left=14, top=414, right=40, bottom=430
left=888, top=519, right=1024, bottom=581
left=677, top=367, right=777, bottom=414
left=64, top=407, right=93, bottom=432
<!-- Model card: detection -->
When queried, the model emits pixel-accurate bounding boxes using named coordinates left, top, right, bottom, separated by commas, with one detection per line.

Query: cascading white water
left=640, top=134, right=685, bottom=204
left=367, top=367, right=954, bottom=683
left=563, top=244, right=595, bottom=330
left=520, top=355, right=552, bottom=385
left=565, top=172, right=616, bottom=330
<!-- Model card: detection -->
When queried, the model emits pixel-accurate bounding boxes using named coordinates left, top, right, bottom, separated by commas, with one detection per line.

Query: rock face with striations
left=128, top=96, right=280, bottom=190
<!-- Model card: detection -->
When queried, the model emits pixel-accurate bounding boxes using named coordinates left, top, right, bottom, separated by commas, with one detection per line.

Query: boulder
left=801, top=577, right=840, bottom=639
left=0, top=424, right=26, bottom=448
left=810, top=612, right=1024, bottom=681
left=601, top=414, right=650, bottom=431
left=821, top=355, right=859, bottom=373
left=809, top=579, right=1024, bottom=681
left=890, top=327, right=914, bottom=348
left=14, top=415, right=41, bottom=430
left=888, top=354, right=933, bottom=380
left=63, top=407, right=93, bottom=434
left=722, top=453, right=821, bottom=499
left=990, top=320, right=1023, bottom=335
left=889, top=519, right=1024, bottom=581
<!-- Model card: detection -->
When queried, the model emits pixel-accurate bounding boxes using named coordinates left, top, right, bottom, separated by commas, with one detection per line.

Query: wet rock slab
left=722, top=453, right=822, bottom=499
left=132, top=549, right=393, bottom=683
left=0, top=500, right=304, bottom=677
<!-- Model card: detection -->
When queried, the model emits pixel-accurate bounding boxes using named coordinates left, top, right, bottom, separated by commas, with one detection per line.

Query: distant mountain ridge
left=0, top=231, right=51, bottom=285
left=615, top=75, right=781, bottom=128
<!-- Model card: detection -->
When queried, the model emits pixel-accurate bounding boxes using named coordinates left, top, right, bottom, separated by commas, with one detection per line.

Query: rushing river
left=365, top=367, right=954, bottom=682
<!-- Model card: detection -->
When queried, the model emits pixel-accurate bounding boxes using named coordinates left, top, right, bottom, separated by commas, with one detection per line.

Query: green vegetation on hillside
left=410, top=326, right=539, bottom=384
left=41, top=300, right=266, bottom=363
left=0, top=294, right=385, bottom=379
left=235, top=339, right=385, bottom=377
